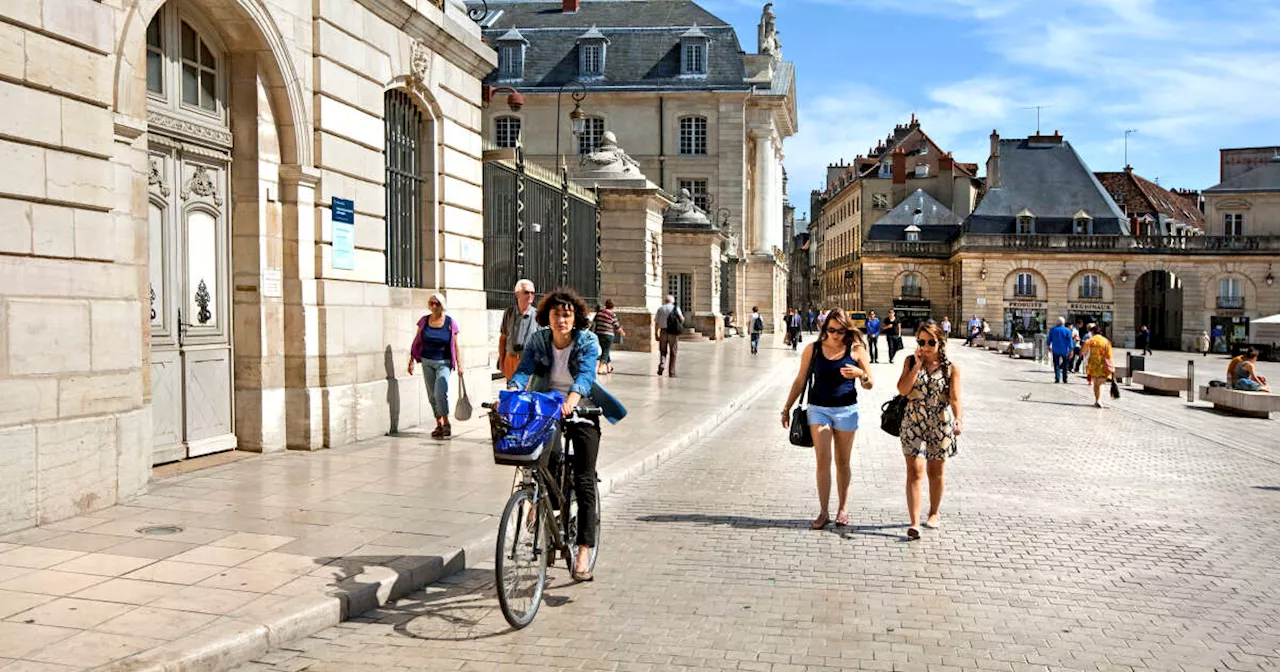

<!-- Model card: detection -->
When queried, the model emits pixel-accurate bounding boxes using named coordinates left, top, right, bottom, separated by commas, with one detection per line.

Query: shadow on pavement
left=837, top=523, right=909, bottom=540
left=636, top=513, right=812, bottom=529
left=1254, top=486, right=1280, bottom=492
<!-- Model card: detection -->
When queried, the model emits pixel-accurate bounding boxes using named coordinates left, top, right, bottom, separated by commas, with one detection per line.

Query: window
left=1224, top=212, right=1244, bottom=236
left=677, top=178, right=709, bottom=212
left=683, top=43, right=705, bottom=74
left=1219, top=278, right=1243, bottom=308
left=498, top=44, right=524, bottom=80
left=1015, top=272, right=1036, bottom=297
left=678, top=116, right=707, bottom=155
left=578, top=117, right=605, bottom=155
left=872, top=194, right=888, bottom=209
left=878, top=163, right=892, bottom=178
left=901, top=274, right=922, bottom=297
left=385, top=90, right=426, bottom=288
left=580, top=42, right=603, bottom=77
left=1016, top=211, right=1036, bottom=234
left=179, top=21, right=218, bottom=112
left=913, top=164, right=929, bottom=178
left=1080, top=274, right=1101, bottom=299
left=905, top=228, right=920, bottom=242
left=145, top=15, right=164, bottom=95
left=494, top=116, right=521, bottom=148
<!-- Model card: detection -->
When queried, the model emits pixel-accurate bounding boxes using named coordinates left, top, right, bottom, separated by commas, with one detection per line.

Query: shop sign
left=1067, top=302, right=1113, bottom=312
left=1006, top=300, right=1046, bottom=310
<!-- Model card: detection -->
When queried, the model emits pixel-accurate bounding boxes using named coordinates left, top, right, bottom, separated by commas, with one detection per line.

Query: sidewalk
left=0, top=338, right=791, bottom=672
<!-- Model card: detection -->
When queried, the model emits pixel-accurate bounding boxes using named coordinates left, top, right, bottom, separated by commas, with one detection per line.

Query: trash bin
left=1129, top=354, right=1146, bottom=374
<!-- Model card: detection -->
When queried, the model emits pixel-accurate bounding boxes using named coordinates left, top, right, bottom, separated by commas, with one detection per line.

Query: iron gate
left=483, top=151, right=600, bottom=308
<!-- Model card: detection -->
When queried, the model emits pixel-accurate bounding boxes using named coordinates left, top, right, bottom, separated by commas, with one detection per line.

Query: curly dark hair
left=536, top=286, right=591, bottom=331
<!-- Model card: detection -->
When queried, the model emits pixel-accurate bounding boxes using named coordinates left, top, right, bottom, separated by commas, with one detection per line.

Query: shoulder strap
left=799, top=343, right=818, bottom=405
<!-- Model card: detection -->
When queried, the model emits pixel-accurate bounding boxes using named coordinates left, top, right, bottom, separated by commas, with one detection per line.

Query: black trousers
left=867, top=335, right=879, bottom=362
left=563, top=419, right=601, bottom=547
left=887, top=335, right=902, bottom=361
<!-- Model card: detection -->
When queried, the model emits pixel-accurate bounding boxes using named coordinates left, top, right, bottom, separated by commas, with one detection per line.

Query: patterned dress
left=900, top=364, right=957, bottom=460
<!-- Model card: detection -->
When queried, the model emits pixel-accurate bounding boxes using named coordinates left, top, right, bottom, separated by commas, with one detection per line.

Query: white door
left=148, top=150, right=235, bottom=464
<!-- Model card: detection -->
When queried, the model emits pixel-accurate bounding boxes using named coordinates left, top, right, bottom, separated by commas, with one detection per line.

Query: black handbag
left=1110, top=378, right=1121, bottom=399
left=788, top=345, right=817, bottom=447
left=881, top=356, right=912, bottom=437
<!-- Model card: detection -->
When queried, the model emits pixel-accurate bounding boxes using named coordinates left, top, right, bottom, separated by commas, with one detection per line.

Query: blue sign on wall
left=331, top=197, right=355, bottom=270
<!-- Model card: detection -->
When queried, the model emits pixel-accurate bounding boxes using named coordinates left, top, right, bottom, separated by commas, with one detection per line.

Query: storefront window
left=1004, top=308, right=1046, bottom=338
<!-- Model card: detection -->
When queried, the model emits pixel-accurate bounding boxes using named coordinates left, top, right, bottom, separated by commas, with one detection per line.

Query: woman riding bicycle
left=507, top=287, right=627, bottom=582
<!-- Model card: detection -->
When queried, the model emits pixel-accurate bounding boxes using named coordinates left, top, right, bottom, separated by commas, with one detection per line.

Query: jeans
left=867, top=335, right=879, bottom=362
left=1052, top=353, right=1071, bottom=382
left=597, top=333, right=613, bottom=363
left=564, top=419, right=601, bottom=547
left=420, top=359, right=451, bottom=419
left=887, top=336, right=902, bottom=362
left=750, top=332, right=760, bottom=353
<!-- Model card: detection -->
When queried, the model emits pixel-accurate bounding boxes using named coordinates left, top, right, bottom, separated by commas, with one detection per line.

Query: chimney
left=892, top=147, right=907, bottom=184
left=939, top=152, right=954, bottom=172
left=562, top=0, right=580, bottom=12
left=987, top=130, right=1001, bottom=190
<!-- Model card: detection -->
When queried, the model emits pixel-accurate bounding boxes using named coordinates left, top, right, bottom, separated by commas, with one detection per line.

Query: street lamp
left=481, top=85, right=525, bottom=112
left=555, top=80, right=589, bottom=170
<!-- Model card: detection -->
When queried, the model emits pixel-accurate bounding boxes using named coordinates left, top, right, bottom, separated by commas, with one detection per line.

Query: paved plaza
left=231, top=339, right=1280, bottom=672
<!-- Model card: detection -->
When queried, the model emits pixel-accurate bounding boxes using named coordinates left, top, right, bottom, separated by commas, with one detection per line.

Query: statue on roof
left=758, top=2, right=781, bottom=59
left=578, top=131, right=641, bottom=175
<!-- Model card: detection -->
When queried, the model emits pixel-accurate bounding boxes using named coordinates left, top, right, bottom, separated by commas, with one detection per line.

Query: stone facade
left=0, top=0, right=495, bottom=530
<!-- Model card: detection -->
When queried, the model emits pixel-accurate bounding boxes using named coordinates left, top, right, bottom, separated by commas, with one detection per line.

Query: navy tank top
left=808, top=342, right=858, bottom=407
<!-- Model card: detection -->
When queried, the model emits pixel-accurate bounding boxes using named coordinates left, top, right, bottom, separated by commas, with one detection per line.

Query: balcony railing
left=900, top=287, right=923, bottom=298
left=863, top=235, right=1280, bottom=257
left=862, top=240, right=952, bottom=258
left=1217, top=296, right=1245, bottom=309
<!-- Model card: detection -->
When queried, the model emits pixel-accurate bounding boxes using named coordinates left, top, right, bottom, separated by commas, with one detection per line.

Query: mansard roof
left=1205, top=158, right=1280, bottom=193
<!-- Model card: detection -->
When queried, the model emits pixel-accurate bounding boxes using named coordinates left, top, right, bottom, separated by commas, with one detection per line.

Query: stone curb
left=99, top=355, right=791, bottom=672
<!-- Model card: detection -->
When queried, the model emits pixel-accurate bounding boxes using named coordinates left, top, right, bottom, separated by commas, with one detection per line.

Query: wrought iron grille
left=483, top=159, right=600, bottom=309
left=385, top=90, right=424, bottom=288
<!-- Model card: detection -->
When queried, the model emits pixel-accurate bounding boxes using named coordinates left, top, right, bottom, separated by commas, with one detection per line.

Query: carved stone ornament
left=758, top=2, right=781, bottom=58
left=578, top=131, right=642, bottom=176
left=150, top=284, right=157, bottom=321
left=649, top=231, right=662, bottom=284
left=663, top=188, right=711, bottom=227
left=409, top=40, right=432, bottom=89
left=148, top=159, right=170, bottom=197
left=146, top=109, right=233, bottom=149
left=724, top=233, right=741, bottom=260
left=181, top=165, right=222, bottom=206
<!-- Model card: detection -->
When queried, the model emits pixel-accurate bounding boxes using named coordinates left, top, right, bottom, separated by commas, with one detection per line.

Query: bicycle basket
left=489, top=390, right=564, bottom=465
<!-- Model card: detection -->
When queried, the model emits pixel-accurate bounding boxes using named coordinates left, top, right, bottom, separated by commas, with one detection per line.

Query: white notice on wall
left=262, top=269, right=282, bottom=298
left=976, top=297, right=987, bottom=306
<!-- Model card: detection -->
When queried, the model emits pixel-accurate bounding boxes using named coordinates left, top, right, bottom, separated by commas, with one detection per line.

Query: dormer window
left=905, top=225, right=921, bottom=242
left=680, top=25, right=709, bottom=76
left=1073, top=209, right=1093, bottom=235
left=577, top=26, right=608, bottom=78
left=495, top=28, right=527, bottom=81
left=914, top=164, right=929, bottom=178
left=1016, top=207, right=1036, bottom=234
left=878, top=162, right=892, bottom=178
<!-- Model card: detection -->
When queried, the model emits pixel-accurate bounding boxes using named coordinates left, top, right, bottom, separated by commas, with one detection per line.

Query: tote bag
left=788, top=346, right=817, bottom=447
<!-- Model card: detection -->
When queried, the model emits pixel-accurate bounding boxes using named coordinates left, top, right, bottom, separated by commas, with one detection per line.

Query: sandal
left=571, top=568, right=594, bottom=582
left=834, top=512, right=849, bottom=527
left=906, top=526, right=921, bottom=540
left=810, top=514, right=830, bottom=530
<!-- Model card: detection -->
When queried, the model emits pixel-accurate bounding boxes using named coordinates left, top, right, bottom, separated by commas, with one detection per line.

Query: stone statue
left=578, top=131, right=641, bottom=175
left=758, top=2, right=781, bottom=58
left=664, top=188, right=711, bottom=227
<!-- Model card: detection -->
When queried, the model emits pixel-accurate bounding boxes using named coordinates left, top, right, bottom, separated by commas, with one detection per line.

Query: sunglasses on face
left=429, top=302, right=441, bottom=307
left=827, top=328, right=847, bottom=334
left=918, top=339, right=938, bottom=347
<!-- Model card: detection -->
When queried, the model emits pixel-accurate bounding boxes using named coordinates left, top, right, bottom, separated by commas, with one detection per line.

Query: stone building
left=0, top=0, right=495, bottom=531
left=811, top=116, right=980, bottom=312
left=474, top=0, right=796, bottom=332
left=860, top=131, right=1280, bottom=349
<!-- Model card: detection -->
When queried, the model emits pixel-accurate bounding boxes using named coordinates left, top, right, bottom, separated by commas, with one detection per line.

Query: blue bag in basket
left=491, top=389, right=565, bottom=460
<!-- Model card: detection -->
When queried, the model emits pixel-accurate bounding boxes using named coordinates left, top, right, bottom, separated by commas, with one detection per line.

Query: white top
left=549, top=343, right=574, bottom=395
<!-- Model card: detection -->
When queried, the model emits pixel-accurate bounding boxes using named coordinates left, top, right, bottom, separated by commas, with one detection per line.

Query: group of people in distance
left=780, top=309, right=962, bottom=541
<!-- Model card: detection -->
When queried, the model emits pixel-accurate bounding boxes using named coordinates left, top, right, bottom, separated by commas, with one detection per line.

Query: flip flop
left=906, top=526, right=921, bottom=540
left=571, top=569, right=594, bottom=582
left=810, top=515, right=830, bottom=530
left=834, top=512, right=849, bottom=527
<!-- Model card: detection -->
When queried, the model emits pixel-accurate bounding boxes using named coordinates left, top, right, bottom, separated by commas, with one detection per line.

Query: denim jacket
left=508, top=328, right=628, bottom=424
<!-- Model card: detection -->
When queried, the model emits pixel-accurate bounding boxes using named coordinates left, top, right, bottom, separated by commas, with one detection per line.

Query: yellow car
left=848, top=311, right=868, bottom=331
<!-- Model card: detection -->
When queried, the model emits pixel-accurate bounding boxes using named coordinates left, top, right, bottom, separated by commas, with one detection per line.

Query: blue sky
left=699, top=0, right=1280, bottom=218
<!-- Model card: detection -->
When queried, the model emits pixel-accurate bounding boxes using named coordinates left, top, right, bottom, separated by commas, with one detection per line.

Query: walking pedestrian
left=1196, top=330, right=1211, bottom=357
left=781, top=308, right=873, bottom=530
left=749, top=307, right=764, bottom=355
left=865, top=310, right=882, bottom=363
left=409, top=293, right=462, bottom=438
left=787, top=308, right=804, bottom=351
left=896, top=322, right=962, bottom=540
left=654, top=295, right=683, bottom=377
left=1211, top=325, right=1224, bottom=353
left=1138, top=325, right=1153, bottom=356
left=1070, top=320, right=1084, bottom=373
left=941, top=316, right=951, bottom=340
left=507, top=286, right=628, bottom=582
left=884, top=309, right=903, bottom=363
left=1080, top=323, right=1114, bottom=408
left=807, top=308, right=818, bottom=332
left=591, top=299, right=624, bottom=375
left=498, top=279, right=538, bottom=382
left=1048, top=316, right=1074, bottom=384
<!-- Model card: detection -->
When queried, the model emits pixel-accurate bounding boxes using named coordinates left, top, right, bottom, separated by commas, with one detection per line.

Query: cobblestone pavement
left=233, top=342, right=1280, bottom=672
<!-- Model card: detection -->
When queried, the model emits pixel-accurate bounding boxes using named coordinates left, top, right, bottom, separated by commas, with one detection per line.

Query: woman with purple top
left=409, top=293, right=462, bottom=438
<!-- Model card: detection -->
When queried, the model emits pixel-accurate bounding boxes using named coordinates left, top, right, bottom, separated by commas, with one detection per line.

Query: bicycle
left=483, top=401, right=601, bottom=629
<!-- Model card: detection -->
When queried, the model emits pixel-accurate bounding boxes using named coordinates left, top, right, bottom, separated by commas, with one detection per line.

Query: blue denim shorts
left=807, top=404, right=860, bottom=432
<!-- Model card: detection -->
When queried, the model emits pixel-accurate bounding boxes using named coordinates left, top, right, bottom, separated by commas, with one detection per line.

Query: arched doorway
left=1135, top=270, right=1183, bottom=349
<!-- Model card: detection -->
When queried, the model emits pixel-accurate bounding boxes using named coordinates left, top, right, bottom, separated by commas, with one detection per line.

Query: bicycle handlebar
left=480, top=401, right=603, bottom=419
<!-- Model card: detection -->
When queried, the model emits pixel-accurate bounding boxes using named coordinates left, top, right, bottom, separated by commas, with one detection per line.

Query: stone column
left=280, top=165, right=322, bottom=450
left=753, top=133, right=774, bottom=255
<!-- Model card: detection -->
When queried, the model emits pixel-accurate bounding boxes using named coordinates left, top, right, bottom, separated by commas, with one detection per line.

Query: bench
left=1199, top=385, right=1280, bottom=419
left=1132, top=371, right=1189, bottom=396
left=1009, top=343, right=1035, bottom=359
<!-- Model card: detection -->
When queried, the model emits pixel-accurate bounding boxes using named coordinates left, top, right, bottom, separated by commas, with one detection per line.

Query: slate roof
left=874, top=189, right=962, bottom=226
left=1205, top=158, right=1280, bottom=193
left=968, top=138, right=1129, bottom=235
left=1095, top=169, right=1204, bottom=228
left=476, top=1, right=750, bottom=89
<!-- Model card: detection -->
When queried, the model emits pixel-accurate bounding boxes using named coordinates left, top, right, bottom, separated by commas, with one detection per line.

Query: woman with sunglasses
left=409, top=293, right=462, bottom=438
left=782, top=308, right=873, bottom=529
left=896, top=322, right=963, bottom=540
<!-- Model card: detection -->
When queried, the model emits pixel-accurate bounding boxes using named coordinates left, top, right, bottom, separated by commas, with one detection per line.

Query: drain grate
left=136, top=525, right=184, bottom=536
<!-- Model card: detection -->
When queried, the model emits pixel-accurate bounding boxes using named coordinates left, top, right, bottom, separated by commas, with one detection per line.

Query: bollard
left=1126, top=351, right=1133, bottom=385
left=1187, top=359, right=1195, bottom=403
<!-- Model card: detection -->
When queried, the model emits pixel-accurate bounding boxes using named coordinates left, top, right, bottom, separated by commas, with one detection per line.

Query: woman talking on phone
left=896, top=322, right=962, bottom=540
left=781, top=308, right=873, bottom=530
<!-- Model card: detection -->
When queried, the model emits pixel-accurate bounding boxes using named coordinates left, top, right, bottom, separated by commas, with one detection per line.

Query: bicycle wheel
left=564, top=485, right=600, bottom=574
left=495, top=487, right=547, bottom=629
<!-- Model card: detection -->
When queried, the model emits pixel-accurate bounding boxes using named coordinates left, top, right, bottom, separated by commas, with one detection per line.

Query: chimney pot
left=563, top=0, right=580, bottom=11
